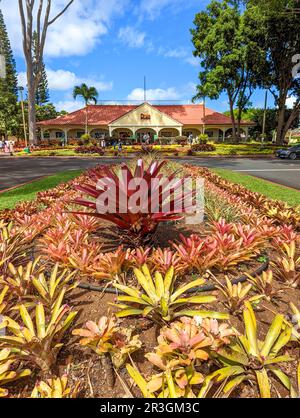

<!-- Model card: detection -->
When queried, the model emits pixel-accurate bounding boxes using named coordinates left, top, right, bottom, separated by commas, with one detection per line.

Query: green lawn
left=0, top=170, right=82, bottom=210
left=212, top=168, right=300, bottom=207
left=14, top=143, right=285, bottom=157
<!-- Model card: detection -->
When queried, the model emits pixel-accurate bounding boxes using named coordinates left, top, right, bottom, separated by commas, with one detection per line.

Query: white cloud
left=159, top=47, right=199, bottom=66
left=18, top=68, right=113, bottom=92
left=286, top=96, right=297, bottom=109
left=127, top=82, right=196, bottom=101
left=1, top=0, right=128, bottom=57
left=53, top=100, right=83, bottom=113
left=118, top=26, right=146, bottom=48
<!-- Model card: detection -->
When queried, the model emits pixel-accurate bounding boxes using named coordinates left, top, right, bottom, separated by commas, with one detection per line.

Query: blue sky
left=2, top=0, right=273, bottom=113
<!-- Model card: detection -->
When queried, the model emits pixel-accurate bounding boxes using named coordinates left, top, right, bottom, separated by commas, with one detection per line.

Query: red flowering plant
left=73, top=159, right=198, bottom=246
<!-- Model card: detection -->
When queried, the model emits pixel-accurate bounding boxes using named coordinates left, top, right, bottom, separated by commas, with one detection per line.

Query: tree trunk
left=85, top=104, right=88, bottom=135
left=281, top=102, right=300, bottom=141
left=229, top=99, right=237, bottom=142
left=26, top=61, right=37, bottom=145
left=237, top=108, right=242, bottom=142
left=275, top=92, right=288, bottom=145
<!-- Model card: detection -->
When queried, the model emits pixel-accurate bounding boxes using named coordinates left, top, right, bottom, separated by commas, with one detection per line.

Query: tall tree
left=18, top=0, right=74, bottom=145
left=245, top=0, right=300, bottom=144
left=73, top=83, right=98, bottom=134
left=33, top=31, right=49, bottom=106
left=191, top=0, right=264, bottom=142
left=0, top=7, right=18, bottom=139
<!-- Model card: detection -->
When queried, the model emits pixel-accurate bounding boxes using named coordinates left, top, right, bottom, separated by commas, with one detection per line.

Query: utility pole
left=18, top=86, right=28, bottom=147
left=262, top=90, right=268, bottom=143
left=202, top=96, right=206, bottom=135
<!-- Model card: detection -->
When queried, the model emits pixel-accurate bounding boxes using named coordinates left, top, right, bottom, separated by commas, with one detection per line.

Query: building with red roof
left=37, top=102, right=253, bottom=142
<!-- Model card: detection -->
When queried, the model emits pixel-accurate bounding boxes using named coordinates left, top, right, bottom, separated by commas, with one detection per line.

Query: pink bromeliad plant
left=74, top=159, right=195, bottom=245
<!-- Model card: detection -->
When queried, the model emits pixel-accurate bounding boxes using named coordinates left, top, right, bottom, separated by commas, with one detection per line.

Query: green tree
left=32, top=31, right=49, bottom=106
left=73, top=83, right=98, bottom=134
left=224, top=108, right=299, bottom=140
left=245, top=0, right=300, bottom=144
left=18, top=0, right=74, bottom=145
left=0, top=8, right=18, bottom=139
left=191, top=0, right=264, bottom=142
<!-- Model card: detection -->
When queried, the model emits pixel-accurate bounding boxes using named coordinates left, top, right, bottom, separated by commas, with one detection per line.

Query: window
left=43, top=131, right=50, bottom=139
left=55, top=131, right=63, bottom=138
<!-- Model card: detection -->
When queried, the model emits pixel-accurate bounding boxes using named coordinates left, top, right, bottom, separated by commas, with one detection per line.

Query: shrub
left=80, top=133, right=91, bottom=145
left=112, top=265, right=228, bottom=322
left=190, top=144, right=216, bottom=152
left=0, top=349, right=31, bottom=397
left=72, top=315, right=141, bottom=369
left=31, top=375, right=80, bottom=398
left=208, top=302, right=294, bottom=398
left=73, top=159, right=194, bottom=245
left=75, top=146, right=104, bottom=155
left=0, top=302, right=77, bottom=372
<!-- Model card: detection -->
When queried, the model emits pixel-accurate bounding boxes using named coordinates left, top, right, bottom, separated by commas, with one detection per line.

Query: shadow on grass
left=0, top=169, right=82, bottom=210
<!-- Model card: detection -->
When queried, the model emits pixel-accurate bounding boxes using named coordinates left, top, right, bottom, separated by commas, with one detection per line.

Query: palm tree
left=73, top=83, right=99, bottom=134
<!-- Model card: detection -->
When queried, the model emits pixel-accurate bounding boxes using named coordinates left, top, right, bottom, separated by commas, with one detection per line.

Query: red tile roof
left=37, top=103, right=253, bottom=126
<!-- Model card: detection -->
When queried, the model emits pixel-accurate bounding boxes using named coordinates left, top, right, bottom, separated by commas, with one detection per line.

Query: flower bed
left=0, top=158, right=299, bottom=398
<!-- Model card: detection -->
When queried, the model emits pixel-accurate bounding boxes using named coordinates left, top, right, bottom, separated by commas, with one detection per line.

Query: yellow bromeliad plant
left=290, top=362, right=300, bottom=398
left=112, top=265, right=228, bottom=322
left=30, top=375, right=80, bottom=398
left=0, top=348, right=31, bottom=397
left=204, top=302, right=294, bottom=398
left=0, top=301, right=77, bottom=372
left=1, top=261, right=78, bottom=310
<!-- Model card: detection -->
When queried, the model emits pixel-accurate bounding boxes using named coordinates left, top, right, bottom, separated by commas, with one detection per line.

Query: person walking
left=118, top=140, right=123, bottom=153
left=8, top=139, right=14, bottom=156
left=4, top=140, right=9, bottom=154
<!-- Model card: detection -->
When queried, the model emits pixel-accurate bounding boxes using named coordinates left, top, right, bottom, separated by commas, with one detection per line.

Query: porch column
left=222, top=128, right=226, bottom=142
left=41, top=129, right=45, bottom=141
left=108, top=126, right=113, bottom=138
left=178, top=126, right=183, bottom=136
left=64, top=129, right=68, bottom=145
left=244, top=126, right=249, bottom=142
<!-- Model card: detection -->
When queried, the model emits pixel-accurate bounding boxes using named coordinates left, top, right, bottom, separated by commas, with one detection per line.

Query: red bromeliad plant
left=73, top=159, right=195, bottom=245
left=150, top=247, right=186, bottom=275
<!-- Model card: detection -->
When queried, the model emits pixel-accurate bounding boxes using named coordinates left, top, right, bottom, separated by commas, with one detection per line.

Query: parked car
left=276, top=144, right=300, bottom=160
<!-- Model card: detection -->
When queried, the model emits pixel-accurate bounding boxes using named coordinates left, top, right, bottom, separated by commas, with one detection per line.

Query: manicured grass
left=212, top=168, right=300, bottom=207
left=14, top=143, right=284, bottom=157
left=0, top=170, right=82, bottom=210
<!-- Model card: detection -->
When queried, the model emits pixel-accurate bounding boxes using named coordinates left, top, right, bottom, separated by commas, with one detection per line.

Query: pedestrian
left=8, top=139, right=14, bottom=156
left=188, top=133, right=193, bottom=145
left=4, top=140, right=9, bottom=154
left=0, top=139, right=3, bottom=153
left=118, top=140, right=122, bottom=153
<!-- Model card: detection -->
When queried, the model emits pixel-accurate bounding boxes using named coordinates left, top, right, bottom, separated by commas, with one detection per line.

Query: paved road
left=0, top=156, right=300, bottom=191
left=0, top=157, right=126, bottom=191
left=176, top=157, right=300, bottom=190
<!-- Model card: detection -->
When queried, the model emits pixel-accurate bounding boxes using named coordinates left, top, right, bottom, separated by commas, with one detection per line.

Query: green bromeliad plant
left=204, top=301, right=294, bottom=398
left=112, top=265, right=228, bottom=322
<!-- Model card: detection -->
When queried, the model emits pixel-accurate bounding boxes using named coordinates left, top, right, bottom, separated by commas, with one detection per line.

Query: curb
left=0, top=175, right=50, bottom=194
